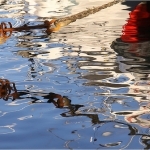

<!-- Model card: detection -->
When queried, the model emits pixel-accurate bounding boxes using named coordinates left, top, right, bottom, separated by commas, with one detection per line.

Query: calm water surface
left=0, top=0, right=150, bottom=149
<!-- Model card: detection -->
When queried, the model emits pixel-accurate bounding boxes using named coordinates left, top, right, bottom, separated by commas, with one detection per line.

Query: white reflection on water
left=25, top=0, right=76, bottom=17
left=0, top=105, right=30, bottom=118
left=18, top=115, right=33, bottom=120
left=0, top=123, right=16, bottom=134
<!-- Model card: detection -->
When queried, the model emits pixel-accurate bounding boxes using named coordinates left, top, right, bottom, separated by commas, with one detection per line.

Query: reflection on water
left=0, top=78, right=18, bottom=100
left=1, top=0, right=150, bottom=149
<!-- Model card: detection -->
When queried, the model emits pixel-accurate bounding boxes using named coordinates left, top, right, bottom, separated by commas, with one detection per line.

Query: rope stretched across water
left=0, top=0, right=124, bottom=34
left=0, top=0, right=124, bottom=44
left=49, top=0, right=124, bottom=31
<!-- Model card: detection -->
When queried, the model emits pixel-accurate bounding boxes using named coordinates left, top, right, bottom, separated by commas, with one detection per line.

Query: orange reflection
left=0, top=22, right=12, bottom=44
left=121, top=2, right=150, bottom=43
left=0, top=79, right=19, bottom=100
left=45, top=92, right=84, bottom=115
left=46, top=92, right=71, bottom=108
left=0, top=20, right=54, bottom=44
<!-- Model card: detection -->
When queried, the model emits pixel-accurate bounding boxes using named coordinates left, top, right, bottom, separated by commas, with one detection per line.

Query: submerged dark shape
left=0, top=79, right=19, bottom=100
left=31, top=92, right=84, bottom=115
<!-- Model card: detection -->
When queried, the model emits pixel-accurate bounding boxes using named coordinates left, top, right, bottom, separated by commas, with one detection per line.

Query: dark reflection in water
left=111, top=2, right=150, bottom=75
left=112, top=39, right=150, bottom=74
left=121, top=1, right=150, bottom=43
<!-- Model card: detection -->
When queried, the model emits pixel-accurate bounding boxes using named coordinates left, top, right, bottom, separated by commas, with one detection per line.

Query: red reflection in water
left=121, top=2, right=150, bottom=43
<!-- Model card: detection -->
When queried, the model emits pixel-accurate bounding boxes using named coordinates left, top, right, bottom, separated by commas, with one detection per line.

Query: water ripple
left=0, top=0, right=150, bottom=149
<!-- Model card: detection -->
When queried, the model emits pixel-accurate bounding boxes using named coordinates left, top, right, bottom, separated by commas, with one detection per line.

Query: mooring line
left=47, top=0, right=125, bottom=32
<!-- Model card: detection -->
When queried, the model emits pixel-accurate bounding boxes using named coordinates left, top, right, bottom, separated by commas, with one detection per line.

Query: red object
left=121, top=3, right=150, bottom=43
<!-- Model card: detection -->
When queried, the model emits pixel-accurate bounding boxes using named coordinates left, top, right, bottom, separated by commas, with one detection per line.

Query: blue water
left=0, top=0, right=150, bottom=149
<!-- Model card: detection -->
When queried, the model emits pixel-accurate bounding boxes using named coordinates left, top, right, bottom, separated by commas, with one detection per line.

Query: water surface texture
left=0, top=0, right=150, bottom=149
